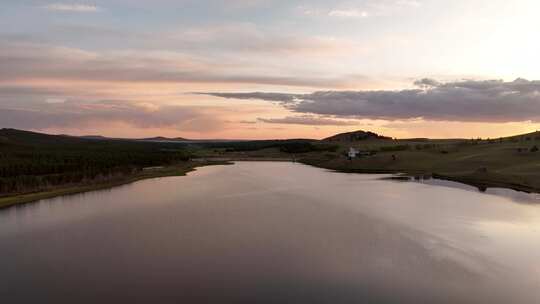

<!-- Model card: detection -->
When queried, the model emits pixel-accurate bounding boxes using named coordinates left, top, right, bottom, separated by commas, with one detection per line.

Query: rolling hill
left=323, top=130, right=392, bottom=142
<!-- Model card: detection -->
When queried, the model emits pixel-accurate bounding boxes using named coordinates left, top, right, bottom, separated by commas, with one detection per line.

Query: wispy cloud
left=0, top=100, right=224, bottom=132
left=258, top=115, right=360, bottom=126
left=396, top=0, right=421, bottom=7
left=326, top=0, right=421, bottom=19
left=44, top=3, right=100, bottom=12
left=0, top=38, right=368, bottom=88
left=328, top=9, right=369, bottom=18
left=196, top=92, right=299, bottom=103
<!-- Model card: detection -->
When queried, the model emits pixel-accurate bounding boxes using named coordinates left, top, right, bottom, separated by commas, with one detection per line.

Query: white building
left=348, top=147, right=359, bottom=159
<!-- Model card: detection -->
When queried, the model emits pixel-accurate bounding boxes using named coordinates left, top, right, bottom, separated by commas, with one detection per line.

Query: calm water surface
left=1, top=162, right=540, bottom=303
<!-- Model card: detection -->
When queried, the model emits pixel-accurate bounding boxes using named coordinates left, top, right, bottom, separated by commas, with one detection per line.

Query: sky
left=1, top=0, right=540, bottom=139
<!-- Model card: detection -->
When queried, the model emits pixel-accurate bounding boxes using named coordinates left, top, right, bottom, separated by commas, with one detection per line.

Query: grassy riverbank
left=200, top=132, right=540, bottom=194
left=0, top=161, right=229, bottom=209
left=299, top=136, right=540, bottom=193
left=300, top=158, right=540, bottom=193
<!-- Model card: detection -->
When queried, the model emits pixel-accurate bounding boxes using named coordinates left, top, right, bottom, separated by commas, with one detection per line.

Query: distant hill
left=79, top=135, right=111, bottom=140
left=0, top=128, right=91, bottom=145
left=502, top=131, right=540, bottom=141
left=0, top=128, right=197, bottom=147
left=138, top=136, right=189, bottom=142
left=76, top=135, right=190, bottom=142
left=323, top=130, right=392, bottom=142
left=0, top=129, right=250, bottom=144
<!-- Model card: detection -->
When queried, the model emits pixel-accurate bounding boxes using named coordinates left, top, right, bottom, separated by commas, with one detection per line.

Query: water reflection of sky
left=1, top=162, right=539, bottom=303
left=384, top=174, right=540, bottom=204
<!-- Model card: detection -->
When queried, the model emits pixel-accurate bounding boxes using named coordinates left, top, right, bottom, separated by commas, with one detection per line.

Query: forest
left=198, top=139, right=338, bottom=153
left=0, top=129, right=191, bottom=195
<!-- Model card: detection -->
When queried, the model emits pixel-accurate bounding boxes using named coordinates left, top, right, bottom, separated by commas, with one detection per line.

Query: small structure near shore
left=348, top=147, right=359, bottom=159
left=348, top=147, right=374, bottom=160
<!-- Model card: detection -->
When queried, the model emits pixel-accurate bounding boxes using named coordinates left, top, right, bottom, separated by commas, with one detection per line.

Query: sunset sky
left=2, top=0, right=540, bottom=139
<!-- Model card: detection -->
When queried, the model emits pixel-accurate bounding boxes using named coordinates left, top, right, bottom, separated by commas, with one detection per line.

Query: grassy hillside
left=301, top=132, right=540, bottom=192
left=198, top=130, right=540, bottom=193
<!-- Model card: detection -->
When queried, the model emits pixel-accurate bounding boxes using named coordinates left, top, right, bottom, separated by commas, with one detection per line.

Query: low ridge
left=323, top=130, right=391, bottom=142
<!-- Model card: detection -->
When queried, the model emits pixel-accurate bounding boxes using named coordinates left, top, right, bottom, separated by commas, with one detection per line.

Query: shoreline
left=430, top=173, right=539, bottom=194
left=0, top=161, right=230, bottom=209
left=298, top=159, right=540, bottom=194
left=154, top=157, right=540, bottom=195
left=1, top=158, right=538, bottom=209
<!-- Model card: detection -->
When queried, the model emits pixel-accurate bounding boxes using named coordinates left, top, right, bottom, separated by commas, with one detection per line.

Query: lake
left=1, top=162, right=540, bottom=303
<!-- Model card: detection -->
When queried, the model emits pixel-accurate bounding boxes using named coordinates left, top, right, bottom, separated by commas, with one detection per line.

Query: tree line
left=0, top=129, right=191, bottom=195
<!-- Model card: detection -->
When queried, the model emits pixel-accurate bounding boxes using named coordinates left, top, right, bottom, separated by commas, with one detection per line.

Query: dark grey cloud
left=0, top=100, right=224, bottom=131
left=257, top=115, right=359, bottom=126
left=413, top=78, right=441, bottom=88
left=203, top=78, right=540, bottom=122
